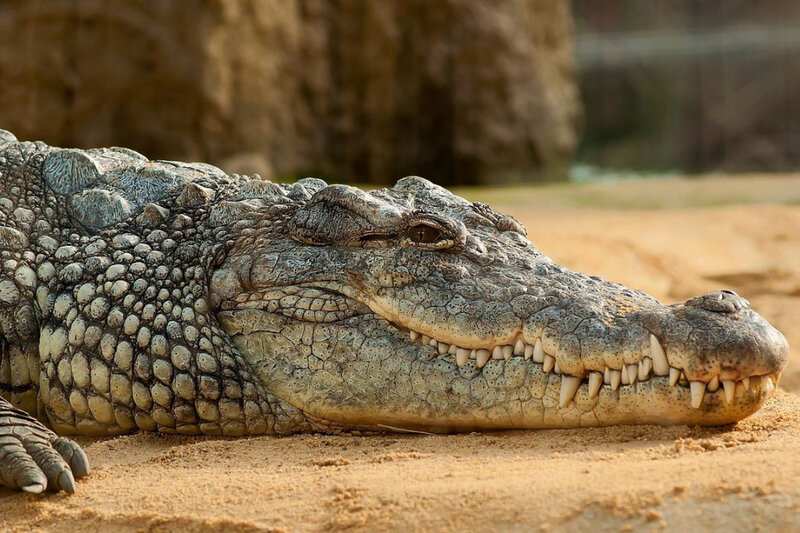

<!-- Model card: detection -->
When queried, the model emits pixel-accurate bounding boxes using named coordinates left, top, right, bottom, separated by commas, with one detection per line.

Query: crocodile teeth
left=475, top=349, right=491, bottom=368
left=524, top=344, right=534, bottom=360
left=638, top=357, right=652, bottom=381
left=533, top=339, right=545, bottom=363
left=502, top=345, right=513, bottom=360
left=650, top=334, right=669, bottom=376
left=543, top=354, right=555, bottom=373
left=723, top=380, right=735, bottom=403
left=405, top=327, right=735, bottom=403
left=742, top=377, right=750, bottom=390
left=610, top=369, right=621, bottom=390
left=588, top=372, right=603, bottom=398
left=620, top=365, right=631, bottom=385
left=559, top=376, right=581, bottom=407
left=514, top=339, right=525, bottom=355
left=690, top=381, right=706, bottom=408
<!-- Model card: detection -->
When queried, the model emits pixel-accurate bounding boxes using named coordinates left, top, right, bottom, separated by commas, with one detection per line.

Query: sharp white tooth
left=742, top=377, right=750, bottom=390
left=514, top=339, right=525, bottom=355
left=669, top=368, right=680, bottom=387
left=620, top=365, right=630, bottom=385
left=707, top=375, right=719, bottom=392
left=553, top=361, right=561, bottom=374
left=723, top=380, right=735, bottom=403
left=638, top=357, right=652, bottom=381
left=421, top=335, right=431, bottom=345
left=650, top=334, right=669, bottom=376
left=533, top=339, right=545, bottom=363
left=690, top=381, right=706, bottom=408
left=429, top=338, right=438, bottom=348
left=437, top=342, right=449, bottom=355
left=502, top=345, right=513, bottom=360
left=628, top=364, right=638, bottom=384
left=524, top=344, right=534, bottom=360
left=448, top=344, right=458, bottom=355
left=610, top=369, right=621, bottom=390
left=476, top=349, right=491, bottom=368
left=456, top=348, right=470, bottom=366
left=492, top=346, right=504, bottom=360
left=588, top=372, right=603, bottom=398
left=604, top=367, right=610, bottom=384
left=559, top=376, right=581, bottom=408
left=410, top=331, right=420, bottom=341
left=543, top=354, right=555, bottom=373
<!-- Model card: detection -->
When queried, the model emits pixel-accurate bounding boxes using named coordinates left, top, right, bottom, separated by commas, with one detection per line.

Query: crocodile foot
left=0, top=399, right=89, bottom=493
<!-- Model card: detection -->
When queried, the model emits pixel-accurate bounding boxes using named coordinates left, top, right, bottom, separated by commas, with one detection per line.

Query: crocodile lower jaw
left=405, top=327, right=778, bottom=410
left=217, top=284, right=781, bottom=420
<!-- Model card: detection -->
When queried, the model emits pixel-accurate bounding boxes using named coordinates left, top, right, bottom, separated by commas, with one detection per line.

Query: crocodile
left=0, top=130, right=788, bottom=494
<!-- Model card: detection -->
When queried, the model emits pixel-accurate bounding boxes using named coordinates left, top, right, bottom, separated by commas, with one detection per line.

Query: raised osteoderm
left=0, top=130, right=788, bottom=493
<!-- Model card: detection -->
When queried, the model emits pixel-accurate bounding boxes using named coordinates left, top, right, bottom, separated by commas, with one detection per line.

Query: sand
left=2, top=176, right=799, bottom=531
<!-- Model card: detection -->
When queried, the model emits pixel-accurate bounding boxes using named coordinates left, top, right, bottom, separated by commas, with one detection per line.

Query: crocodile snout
left=639, top=290, right=789, bottom=386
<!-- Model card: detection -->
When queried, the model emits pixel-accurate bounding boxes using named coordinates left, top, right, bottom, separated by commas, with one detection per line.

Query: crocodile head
left=212, top=177, right=789, bottom=431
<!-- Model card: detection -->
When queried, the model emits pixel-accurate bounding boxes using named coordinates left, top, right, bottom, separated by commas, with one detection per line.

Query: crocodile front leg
left=0, top=396, right=88, bottom=493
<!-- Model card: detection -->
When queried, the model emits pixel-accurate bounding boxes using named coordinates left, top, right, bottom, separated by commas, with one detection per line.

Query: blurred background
left=3, top=1, right=799, bottom=183
left=3, top=1, right=799, bottom=184
left=574, top=0, right=800, bottom=177
left=0, top=2, right=798, bottom=387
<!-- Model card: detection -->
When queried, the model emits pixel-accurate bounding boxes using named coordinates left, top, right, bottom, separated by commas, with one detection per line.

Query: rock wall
left=0, top=0, right=580, bottom=185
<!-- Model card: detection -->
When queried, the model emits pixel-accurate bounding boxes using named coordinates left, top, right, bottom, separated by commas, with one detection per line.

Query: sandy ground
left=2, top=175, right=799, bottom=531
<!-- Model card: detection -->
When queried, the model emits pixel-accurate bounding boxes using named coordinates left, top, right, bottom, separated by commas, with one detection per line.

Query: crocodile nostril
left=684, top=290, right=750, bottom=313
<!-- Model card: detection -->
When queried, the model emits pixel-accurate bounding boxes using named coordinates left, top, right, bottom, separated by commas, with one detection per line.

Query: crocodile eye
left=406, top=223, right=443, bottom=244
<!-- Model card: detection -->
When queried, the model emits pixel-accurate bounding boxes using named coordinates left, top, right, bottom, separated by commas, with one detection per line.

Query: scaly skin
left=0, top=130, right=788, bottom=493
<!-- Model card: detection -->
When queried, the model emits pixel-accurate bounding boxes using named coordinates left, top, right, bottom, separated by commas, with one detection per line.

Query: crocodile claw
left=0, top=398, right=89, bottom=494
left=51, top=436, right=91, bottom=479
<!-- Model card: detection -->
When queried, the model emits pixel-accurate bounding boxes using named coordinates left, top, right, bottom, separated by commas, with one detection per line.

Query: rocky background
left=0, top=0, right=581, bottom=185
